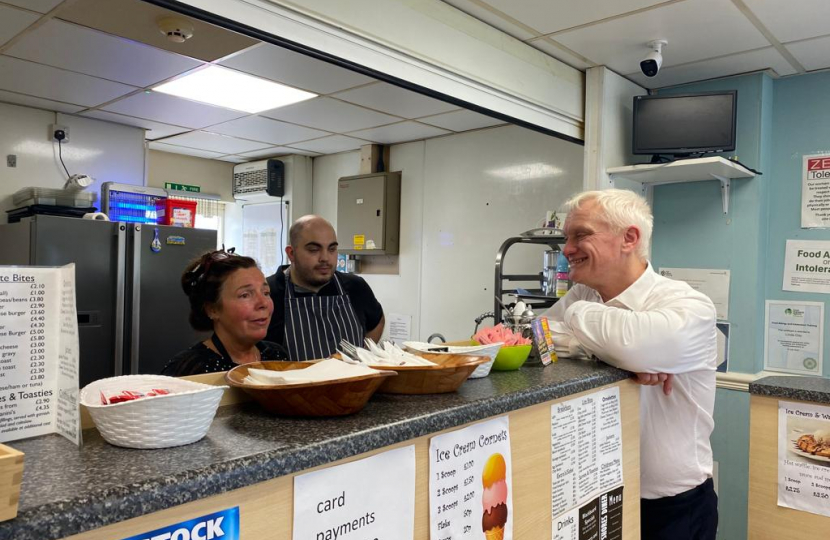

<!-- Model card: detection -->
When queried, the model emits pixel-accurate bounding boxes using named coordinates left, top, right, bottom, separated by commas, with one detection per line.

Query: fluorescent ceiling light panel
left=152, top=66, right=317, bottom=113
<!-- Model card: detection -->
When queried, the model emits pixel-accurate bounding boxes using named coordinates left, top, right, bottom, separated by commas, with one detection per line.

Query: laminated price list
left=778, top=400, right=830, bottom=518
left=551, top=387, right=622, bottom=522
left=0, top=265, right=80, bottom=445
left=429, top=416, right=512, bottom=540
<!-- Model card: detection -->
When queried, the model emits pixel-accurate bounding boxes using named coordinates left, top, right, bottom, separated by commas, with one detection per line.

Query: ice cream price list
left=0, top=265, right=80, bottom=445
left=551, top=387, right=623, bottom=540
left=292, top=446, right=416, bottom=540
left=777, top=400, right=830, bottom=518
left=429, top=416, right=513, bottom=540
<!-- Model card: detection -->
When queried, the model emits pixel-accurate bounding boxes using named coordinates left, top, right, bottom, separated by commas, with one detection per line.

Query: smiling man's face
left=562, top=199, right=628, bottom=292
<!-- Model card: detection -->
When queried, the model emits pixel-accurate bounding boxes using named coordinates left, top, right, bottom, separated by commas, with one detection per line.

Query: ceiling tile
left=440, top=0, right=537, bottom=41
left=289, top=135, right=367, bottom=154
left=333, top=82, right=459, bottom=118
left=743, top=0, right=830, bottom=43
left=625, top=47, right=797, bottom=89
left=79, top=109, right=190, bottom=140
left=0, top=5, right=38, bottom=46
left=6, top=20, right=202, bottom=87
left=483, top=0, right=667, bottom=35
left=1, top=0, right=63, bottom=13
left=148, top=141, right=225, bottom=159
left=0, top=89, right=83, bottom=113
left=161, top=131, right=271, bottom=154
left=786, top=36, right=830, bottom=72
left=56, top=0, right=258, bottom=62
left=554, top=0, right=770, bottom=74
left=417, top=109, right=506, bottom=132
left=206, top=115, right=328, bottom=145
left=101, top=91, right=247, bottom=129
left=220, top=42, right=375, bottom=95
left=261, top=97, right=400, bottom=133
left=238, top=146, right=321, bottom=158
left=525, top=38, right=595, bottom=70
left=0, top=55, right=136, bottom=107
left=347, top=121, right=451, bottom=144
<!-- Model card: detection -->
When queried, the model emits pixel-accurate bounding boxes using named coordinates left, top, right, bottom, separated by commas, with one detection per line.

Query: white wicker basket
left=80, top=375, right=227, bottom=449
left=403, top=342, right=503, bottom=379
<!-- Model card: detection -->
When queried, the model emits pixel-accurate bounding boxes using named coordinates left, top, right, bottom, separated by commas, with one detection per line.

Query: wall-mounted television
left=632, top=90, right=737, bottom=158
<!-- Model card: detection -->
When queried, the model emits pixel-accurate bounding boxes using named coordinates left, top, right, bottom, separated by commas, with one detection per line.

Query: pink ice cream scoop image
left=481, top=453, right=508, bottom=540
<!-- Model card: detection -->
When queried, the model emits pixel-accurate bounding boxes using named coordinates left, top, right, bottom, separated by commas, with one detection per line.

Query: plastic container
left=156, top=198, right=197, bottom=227
left=555, top=252, right=570, bottom=297
left=491, top=344, right=532, bottom=371
left=80, top=375, right=226, bottom=449
left=13, top=187, right=97, bottom=208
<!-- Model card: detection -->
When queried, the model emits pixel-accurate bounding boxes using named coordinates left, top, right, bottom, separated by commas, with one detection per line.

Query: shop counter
left=0, top=359, right=641, bottom=540
left=748, top=376, right=830, bottom=539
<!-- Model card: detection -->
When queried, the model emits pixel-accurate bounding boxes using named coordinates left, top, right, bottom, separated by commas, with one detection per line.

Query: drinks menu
left=0, top=265, right=80, bottom=445
left=551, top=387, right=623, bottom=538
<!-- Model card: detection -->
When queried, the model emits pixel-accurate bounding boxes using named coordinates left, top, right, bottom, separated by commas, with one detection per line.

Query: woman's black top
left=161, top=340, right=286, bottom=376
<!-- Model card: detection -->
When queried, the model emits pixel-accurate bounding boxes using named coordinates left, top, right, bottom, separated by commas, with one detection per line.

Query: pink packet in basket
left=100, top=388, right=171, bottom=405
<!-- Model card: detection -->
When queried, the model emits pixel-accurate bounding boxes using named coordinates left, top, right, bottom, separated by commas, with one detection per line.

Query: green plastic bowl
left=491, top=344, right=532, bottom=371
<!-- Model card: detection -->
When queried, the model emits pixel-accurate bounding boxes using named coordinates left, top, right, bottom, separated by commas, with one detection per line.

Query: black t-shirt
left=265, top=265, right=383, bottom=345
left=161, top=340, right=286, bottom=376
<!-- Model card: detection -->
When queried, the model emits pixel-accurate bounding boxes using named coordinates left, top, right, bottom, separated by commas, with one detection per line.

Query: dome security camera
left=640, top=40, right=667, bottom=78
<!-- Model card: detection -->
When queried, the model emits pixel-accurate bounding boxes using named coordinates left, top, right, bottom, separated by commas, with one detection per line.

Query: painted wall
left=146, top=149, right=234, bottom=201
left=0, top=102, right=145, bottom=221
left=312, top=124, right=584, bottom=342
left=650, top=70, right=830, bottom=540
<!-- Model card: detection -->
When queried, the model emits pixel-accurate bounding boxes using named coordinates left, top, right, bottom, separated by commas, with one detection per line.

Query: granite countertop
left=749, top=375, right=830, bottom=405
left=0, top=359, right=628, bottom=540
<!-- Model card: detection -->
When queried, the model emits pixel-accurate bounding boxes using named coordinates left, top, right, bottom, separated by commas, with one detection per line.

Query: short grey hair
left=564, top=189, right=653, bottom=259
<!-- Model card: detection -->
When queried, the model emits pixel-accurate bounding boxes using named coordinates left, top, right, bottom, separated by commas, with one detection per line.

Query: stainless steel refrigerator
left=0, top=215, right=216, bottom=386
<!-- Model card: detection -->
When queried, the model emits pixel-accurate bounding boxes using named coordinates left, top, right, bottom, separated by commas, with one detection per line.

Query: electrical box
left=337, top=171, right=401, bottom=255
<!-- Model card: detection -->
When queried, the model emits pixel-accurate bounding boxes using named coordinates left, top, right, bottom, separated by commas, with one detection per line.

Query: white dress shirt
left=543, top=263, right=717, bottom=499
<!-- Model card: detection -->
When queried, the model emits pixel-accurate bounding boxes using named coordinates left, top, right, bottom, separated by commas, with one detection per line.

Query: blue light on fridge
left=107, top=190, right=163, bottom=224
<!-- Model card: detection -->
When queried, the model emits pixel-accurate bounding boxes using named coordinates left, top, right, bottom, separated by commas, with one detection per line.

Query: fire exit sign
left=165, top=182, right=200, bottom=193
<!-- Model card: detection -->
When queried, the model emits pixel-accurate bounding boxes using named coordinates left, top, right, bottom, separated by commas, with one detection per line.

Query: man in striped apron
left=265, top=215, right=385, bottom=361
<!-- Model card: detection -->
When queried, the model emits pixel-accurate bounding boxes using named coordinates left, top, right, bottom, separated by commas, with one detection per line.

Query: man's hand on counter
left=632, top=373, right=673, bottom=396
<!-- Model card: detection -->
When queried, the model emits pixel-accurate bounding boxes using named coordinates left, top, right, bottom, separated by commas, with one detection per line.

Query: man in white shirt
left=543, top=189, right=718, bottom=540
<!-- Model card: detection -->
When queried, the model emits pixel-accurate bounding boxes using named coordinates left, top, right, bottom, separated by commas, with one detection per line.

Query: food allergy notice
left=0, top=265, right=80, bottom=445
left=429, top=416, right=513, bottom=540
left=551, top=386, right=623, bottom=525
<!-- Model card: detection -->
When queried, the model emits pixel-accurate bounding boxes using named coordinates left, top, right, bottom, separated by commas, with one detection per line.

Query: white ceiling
left=443, top=0, right=829, bottom=88
left=0, top=0, right=505, bottom=163
left=1, top=0, right=826, bottom=162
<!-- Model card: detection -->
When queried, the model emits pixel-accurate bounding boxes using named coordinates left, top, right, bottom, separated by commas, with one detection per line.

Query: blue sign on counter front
left=121, top=507, right=239, bottom=540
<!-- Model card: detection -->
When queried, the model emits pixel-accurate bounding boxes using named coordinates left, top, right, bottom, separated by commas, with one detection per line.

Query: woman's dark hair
left=182, top=248, right=259, bottom=331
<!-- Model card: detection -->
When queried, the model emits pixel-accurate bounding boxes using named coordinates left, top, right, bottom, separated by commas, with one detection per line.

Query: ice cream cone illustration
left=481, top=453, right=508, bottom=540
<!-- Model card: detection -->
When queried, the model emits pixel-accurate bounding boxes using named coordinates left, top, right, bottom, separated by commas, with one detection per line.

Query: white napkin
left=243, top=359, right=381, bottom=386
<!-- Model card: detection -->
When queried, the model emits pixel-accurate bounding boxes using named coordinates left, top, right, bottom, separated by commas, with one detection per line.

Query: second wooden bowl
left=225, top=361, right=396, bottom=416
left=372, top=353, right=491, bottom=394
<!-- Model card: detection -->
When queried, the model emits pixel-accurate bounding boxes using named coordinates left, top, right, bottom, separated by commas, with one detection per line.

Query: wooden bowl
left=225, top=361, right=396, bottom=417
left=371, top=353, right=491, bottom=394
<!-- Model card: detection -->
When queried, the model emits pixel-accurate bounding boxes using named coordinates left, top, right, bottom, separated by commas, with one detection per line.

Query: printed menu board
left=429, top=416, right=512, bottom=540
left=553, top=486, right=623, bottom=540
left=551, top=387, right=623, bottom=525
left=778, top=400, right=830, bottom=517
left=0, top=265, right=80, bottom=445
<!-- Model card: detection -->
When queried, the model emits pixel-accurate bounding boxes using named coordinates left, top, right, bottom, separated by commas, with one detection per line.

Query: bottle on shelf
left=554, top=252, right=570, bottom=297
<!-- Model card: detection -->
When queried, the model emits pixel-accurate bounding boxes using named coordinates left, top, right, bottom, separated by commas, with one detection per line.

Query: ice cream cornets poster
left=429, top=416, right=513, bottom=540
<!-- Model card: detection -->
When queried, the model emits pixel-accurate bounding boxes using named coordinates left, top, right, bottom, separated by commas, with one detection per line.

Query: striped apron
left=283, top=271, right=364, bottom=361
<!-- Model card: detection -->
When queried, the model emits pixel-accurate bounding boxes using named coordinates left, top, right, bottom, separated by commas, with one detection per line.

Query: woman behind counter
left=162, top=248, right=285, bottom=376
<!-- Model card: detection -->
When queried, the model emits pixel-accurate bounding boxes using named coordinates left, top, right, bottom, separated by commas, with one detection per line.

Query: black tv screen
left=632, top=91, right=737, bottom=156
